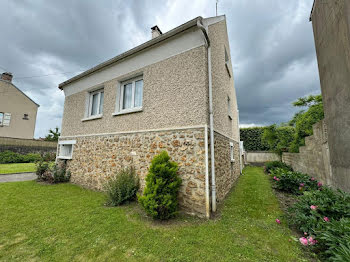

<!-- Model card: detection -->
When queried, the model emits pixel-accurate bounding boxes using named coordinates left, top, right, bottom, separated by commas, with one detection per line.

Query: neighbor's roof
left=0, top=79, right=40, bottom=107
left=59, top=16, right=203, bottom=89
left=309, top=0, right=317, bottom=21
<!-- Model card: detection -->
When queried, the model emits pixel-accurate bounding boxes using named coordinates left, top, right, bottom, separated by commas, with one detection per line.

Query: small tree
left=138, top=151, right=182, bottom=220
left=45, top=127, right=60, bottom=141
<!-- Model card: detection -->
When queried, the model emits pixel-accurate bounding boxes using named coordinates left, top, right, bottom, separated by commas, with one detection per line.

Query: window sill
left=81, top=114, right=103, bottom=122
left=112, top=108, right=143, bottom=116
left=57, top=156, right=72, bottom=160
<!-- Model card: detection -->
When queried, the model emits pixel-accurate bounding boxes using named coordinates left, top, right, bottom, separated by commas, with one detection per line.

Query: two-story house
left=58, top=15, right=240, bottom=217
left=0, top=72, right=39, bottom=139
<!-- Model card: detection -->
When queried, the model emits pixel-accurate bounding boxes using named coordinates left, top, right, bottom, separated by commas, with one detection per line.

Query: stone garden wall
left=58, top=128, right=208, bottom=216
left=0, top=136, right=57, bottom=154
left=214, top=132, right=241, bottom=202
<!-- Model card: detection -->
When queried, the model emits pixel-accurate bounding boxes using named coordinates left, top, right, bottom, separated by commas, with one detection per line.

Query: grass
left=0, top=163, right=36, bottom=174
left=0, top=166, right=307, bottom=261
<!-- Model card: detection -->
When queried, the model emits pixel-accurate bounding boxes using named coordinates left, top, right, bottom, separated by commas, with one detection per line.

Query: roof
left=59, top=16, right=203, bottom=89
left=309, top=0, right=317, bottom=21
left=0, top=79, right=40, bottom=107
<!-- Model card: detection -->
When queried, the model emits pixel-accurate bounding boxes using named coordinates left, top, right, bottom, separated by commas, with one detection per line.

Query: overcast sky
left=0, top=0, right=320, bottom=137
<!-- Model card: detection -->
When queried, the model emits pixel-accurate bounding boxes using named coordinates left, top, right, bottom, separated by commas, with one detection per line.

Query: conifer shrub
left=138, top=151, right=182, bottom=220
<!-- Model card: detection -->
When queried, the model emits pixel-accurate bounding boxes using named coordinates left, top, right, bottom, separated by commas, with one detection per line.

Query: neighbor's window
left=0, top=112, right=3, bottom=126
left=89, top=89, right=104, bottom=117
left=230, top=142, right=235, bottom=162
left=120, top=76, right=143, bottom=111
left=228, top=96, right=232, bottom=120
left=23, top=114, right=29, bottom=120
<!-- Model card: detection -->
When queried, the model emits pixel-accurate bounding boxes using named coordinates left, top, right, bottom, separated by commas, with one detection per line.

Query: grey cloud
left=0, top=0, right=319, bottom=137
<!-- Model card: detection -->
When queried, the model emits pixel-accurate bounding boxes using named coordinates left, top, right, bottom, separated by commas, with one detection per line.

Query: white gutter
left=197, top=19, right=216, bottom=214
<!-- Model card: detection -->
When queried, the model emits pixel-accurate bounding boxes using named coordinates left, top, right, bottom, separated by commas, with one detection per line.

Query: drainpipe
left=197, top=19, right=216, bottom=213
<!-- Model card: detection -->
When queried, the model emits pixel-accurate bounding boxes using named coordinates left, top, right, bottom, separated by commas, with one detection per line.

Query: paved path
left=0, top=173, right=37, bottom=183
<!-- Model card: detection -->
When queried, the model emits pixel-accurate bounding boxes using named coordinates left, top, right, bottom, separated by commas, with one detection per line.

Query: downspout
left=197, top=19, right=217, bottom=213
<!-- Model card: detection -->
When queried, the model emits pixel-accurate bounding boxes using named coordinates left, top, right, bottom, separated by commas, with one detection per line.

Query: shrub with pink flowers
left=288, top=187, right=350, bottom=261
left=270, top=168, right=318, bottom=194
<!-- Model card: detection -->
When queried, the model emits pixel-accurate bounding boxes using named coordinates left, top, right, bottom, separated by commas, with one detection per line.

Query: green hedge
left=240, top=127, right=270, bottom=151
left=0, top=150, right=55, bottom=164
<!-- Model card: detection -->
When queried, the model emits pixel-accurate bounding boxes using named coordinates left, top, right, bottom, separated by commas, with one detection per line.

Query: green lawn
left=0, top=163, right=36, bottom=174
left=0, top=166, right=306, bottom=261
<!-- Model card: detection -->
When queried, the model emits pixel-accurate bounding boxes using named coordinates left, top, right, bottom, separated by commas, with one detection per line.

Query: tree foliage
left=45, top=127, right=60, bottom=141
left=262, top=125, right=295, bottom=155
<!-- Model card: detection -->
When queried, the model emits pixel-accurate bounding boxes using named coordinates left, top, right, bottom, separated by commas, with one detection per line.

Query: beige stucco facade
left=58, top=16, right=240, bottom=217
left=0, top=78, right=39, bottom=139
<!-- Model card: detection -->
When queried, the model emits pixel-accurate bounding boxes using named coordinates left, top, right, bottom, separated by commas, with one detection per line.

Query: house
left=0, top=72, right=39, bottom=139
left=57, top=15, right=240, bottom=217
left=309, top=0, right=350, bottom=192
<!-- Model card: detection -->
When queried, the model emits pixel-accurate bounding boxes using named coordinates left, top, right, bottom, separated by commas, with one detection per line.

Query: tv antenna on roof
left=216, top=0, right=219, bottom=16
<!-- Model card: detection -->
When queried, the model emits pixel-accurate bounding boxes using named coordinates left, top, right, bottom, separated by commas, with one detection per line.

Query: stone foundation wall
left=58, top=128, right=207, bottom=216
left=214, top=132, right=240, bottom=202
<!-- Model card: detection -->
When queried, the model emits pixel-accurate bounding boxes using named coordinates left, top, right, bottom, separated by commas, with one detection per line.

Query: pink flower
left=311, top=177, right=315, bottom=181
left=299, top=237, right=308, bottom=246
left=275, top=219, right=281, bottom=224
left=304, top=232, right=308, bottom=236
left=317, top=182, right=323, bottom=187
left=300, top=183, right=305, bottom=187
left=308, top=236, right=317, bottom=245
left=276, top=178, right=280, bottom=181
left=310, top=205, right=318, bottom=210
left=324, top=217, right=330, bottom=222
left=273, top=176, right=277, bottom=180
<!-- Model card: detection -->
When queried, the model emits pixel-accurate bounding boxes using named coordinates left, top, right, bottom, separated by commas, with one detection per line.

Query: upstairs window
left=225, top=47, right=231, bottom=78
left=228, top=96, right=232, bottom=120
left=120, top=76, right=143, bottom=112
left=89, top=89, right=104, bottom=117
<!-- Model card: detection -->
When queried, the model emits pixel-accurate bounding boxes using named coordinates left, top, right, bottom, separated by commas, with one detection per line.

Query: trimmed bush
left=105, top=167, right=139, bottom=206
left=36, top=160, right=50, bottom=180
left=138, top=151, right=182, bottom=220
left=0, top=150, right=42, bottom=164
left=264, top=161, right=292, bottom=174
left=270, top=168, right=318, bottom=194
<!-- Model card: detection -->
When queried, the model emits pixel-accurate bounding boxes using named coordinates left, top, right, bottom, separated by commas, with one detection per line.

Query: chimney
left=151, top=25, right=162, bottom=39
left=1, top=72, right=13, bottom=82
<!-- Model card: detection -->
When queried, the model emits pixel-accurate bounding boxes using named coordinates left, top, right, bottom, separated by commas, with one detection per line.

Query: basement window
left=0, top=112, right=3, bottom=126
left=230, top=142, right=235, bottom=162
left=58, top=140, right=76, bottom=160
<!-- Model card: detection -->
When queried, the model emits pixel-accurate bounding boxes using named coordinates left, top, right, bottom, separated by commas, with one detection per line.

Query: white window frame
left=230, top=142, right=235, bottom=162
left=58, top=140, right=76, bottom=160
left=114, top=76, right=143, bottom=116
left=88, top=88, right=104, bottom=117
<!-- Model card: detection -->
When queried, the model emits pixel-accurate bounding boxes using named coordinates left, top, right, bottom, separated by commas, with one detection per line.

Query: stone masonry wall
left=282, top=120, right=332, bottom=186
left=58, top=128, right=207, bottom=216
left=214, top=132, right=240, bottom=202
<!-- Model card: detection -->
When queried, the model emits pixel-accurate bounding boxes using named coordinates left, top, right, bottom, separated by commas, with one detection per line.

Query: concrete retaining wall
left=282, top=120, right=333, bottom=187
left=246, top=151, right=280, bottom=165
left=0, top=136, right=57, bottom=154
